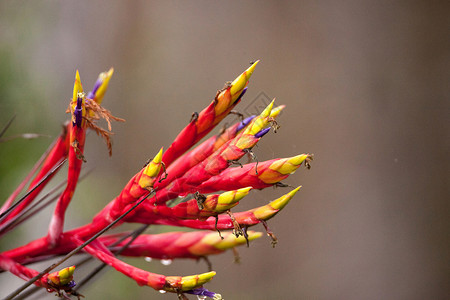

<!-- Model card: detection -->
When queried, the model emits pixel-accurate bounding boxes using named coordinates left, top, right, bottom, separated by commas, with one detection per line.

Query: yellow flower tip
left=153, top=147, right=164, bottom=164
left=48, top=265, right=76, bottom=286
left=218, top=187, right=252, bottom=205
left=230, top=60, right=259, bottom=96
left=243, top=100, right=275, bottom=136
left=253, top=203, right=277, bottom=220
left=94, top=67, right=115, bottom=104
left=271, top=154, right=308, bottom=175
left=261, top=99, right=275, bottom=118
left=214, top=231, right=261, bottom=250
left=246, top=230, right=263, bottom=241
left=143, top=148, right=164, bottom=177
left=270, top=186, right=301, bottom=210
left=72, top=70, right=83, bottom=102
left=179, top=271, right=216, bottom=291
left=288, top=154, right=309, bottom=167
left=235, top=186, right=252, bottom=200
left=270, top=104, right=286, bottom=118
left=107, top=67, right=114, bottom=77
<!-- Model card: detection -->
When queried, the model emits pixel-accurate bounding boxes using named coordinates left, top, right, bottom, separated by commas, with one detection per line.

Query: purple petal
left=74, top=97, right=83, bottom=127
left=237, top=115, right=256, bottom=132
left=186, top=287, right=217, bottom=298
left=234, top=87, right=248, bottom=103
left=87, top=77, right=103, bottom=99
left=255, top=127, right=270, bottom=138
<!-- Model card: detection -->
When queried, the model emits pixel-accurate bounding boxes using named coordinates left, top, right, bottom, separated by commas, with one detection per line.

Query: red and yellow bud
left=104, top=230, right=261, bottom=259
left=194, top=230, right=262, bottom=252
left=47, top=265, right=75, bottom=286
left=258, top=154, right=310, bottom=184
left=139, top=148, right=164, bottom=190
left=164, top=271, right=216, bottom=292
left=198, top=154, right=311, bottom=193
left=212, top=187, right=252, bottom=212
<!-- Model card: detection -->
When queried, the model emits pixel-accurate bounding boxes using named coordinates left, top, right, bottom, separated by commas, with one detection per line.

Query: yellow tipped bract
left=48, top=265, right=75, bottom=286
left=143, top=148, right=163, bottom=178
left=195, top=231, right=262, bottom=252
left=269, top=154, right=308, bottom=175
left=94, top=67, right=114, bottom=104
left=269, top=186, right=301, bottom=210
left=243, top=99, right=274, bottom=136
left=72, top=70, right=83, bottom=103
left=215, top=231, right=262, bottom=250
left=260, top=99, right=275, bottom=118
left=253, top=187, right=300, bottom=220
left=230, top=60, right=259, bottom=97
left=217, top=187, right=252, bottom=205
left=270, top=104, right=286, bottom=118
left=139, top=148, right=163, bottom=189
left=180, top=271, right=216, bottom=291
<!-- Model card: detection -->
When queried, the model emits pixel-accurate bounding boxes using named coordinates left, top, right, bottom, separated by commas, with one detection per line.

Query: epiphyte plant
left=0, top=60, right=312, bottom=299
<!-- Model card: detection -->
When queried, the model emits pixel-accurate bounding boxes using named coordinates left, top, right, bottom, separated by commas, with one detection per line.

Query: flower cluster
left=0, top=61, right=312, bottom=299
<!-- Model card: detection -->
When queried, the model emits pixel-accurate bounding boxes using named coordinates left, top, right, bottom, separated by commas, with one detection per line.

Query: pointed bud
left=48, top=265, right=76, bottom=286
left=214, top=231, right=262, bottom=250
left=270, top=104, right=286, bottom=118
left=165, top=271, right=216, bottom=292
left=230, top=60, right=259, bottom=98
left=244, top=99, right=274, bottom=136
left=139, top=148, right=164, bottom=189
left=93, top=67, right=114, bottom=104
left=253, top=187, right=301, bottom=220
left=270, top=154, right=309, bottom=175
left=72, top=70, right=83, bottom=103
left=217, top=187, right=252, bottom=205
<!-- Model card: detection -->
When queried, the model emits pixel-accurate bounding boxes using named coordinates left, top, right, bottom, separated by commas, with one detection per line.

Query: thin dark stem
left=0, top=114, right=16, bottom=139
left=1, top=135, right=57, bottom=214
left=13, top=285, right=40, bottom=300
left=0, top=159, right=67, bottom=222
left=74, top=224, right=150, bottom=291
left=5, top=190, right=154, bottom=300
left=0, top=169, right=93, bottom=236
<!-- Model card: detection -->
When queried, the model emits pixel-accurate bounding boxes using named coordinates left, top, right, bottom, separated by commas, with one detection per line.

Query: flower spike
left=1, top=65, right=313, bottom=300
left=197, top=154, right=311, bottom=193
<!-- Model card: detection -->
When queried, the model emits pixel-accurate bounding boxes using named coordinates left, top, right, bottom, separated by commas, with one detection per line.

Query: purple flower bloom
left=255, top=126, right=271, bottom=138
left=186, top=287, right=221, bottom=299
left=87, top=77, right=103, bottom=99
left=73, top=97, right=83, bottom=127
left=237, top=114, right=256, bottom=132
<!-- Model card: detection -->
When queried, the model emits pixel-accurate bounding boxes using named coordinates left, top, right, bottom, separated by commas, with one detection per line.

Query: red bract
left=0, top=61, right=312, bottom=299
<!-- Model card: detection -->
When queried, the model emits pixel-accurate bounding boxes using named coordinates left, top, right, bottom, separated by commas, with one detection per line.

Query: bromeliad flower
left=0, top=61, right=312, bottom=299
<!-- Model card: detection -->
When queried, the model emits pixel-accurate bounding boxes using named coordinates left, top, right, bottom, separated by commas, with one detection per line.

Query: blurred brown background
left=0, top=1, right=448, bottom=299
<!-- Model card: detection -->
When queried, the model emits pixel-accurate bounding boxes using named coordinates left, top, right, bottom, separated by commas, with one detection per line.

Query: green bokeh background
left=0, top=1, right=448, bottom=299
